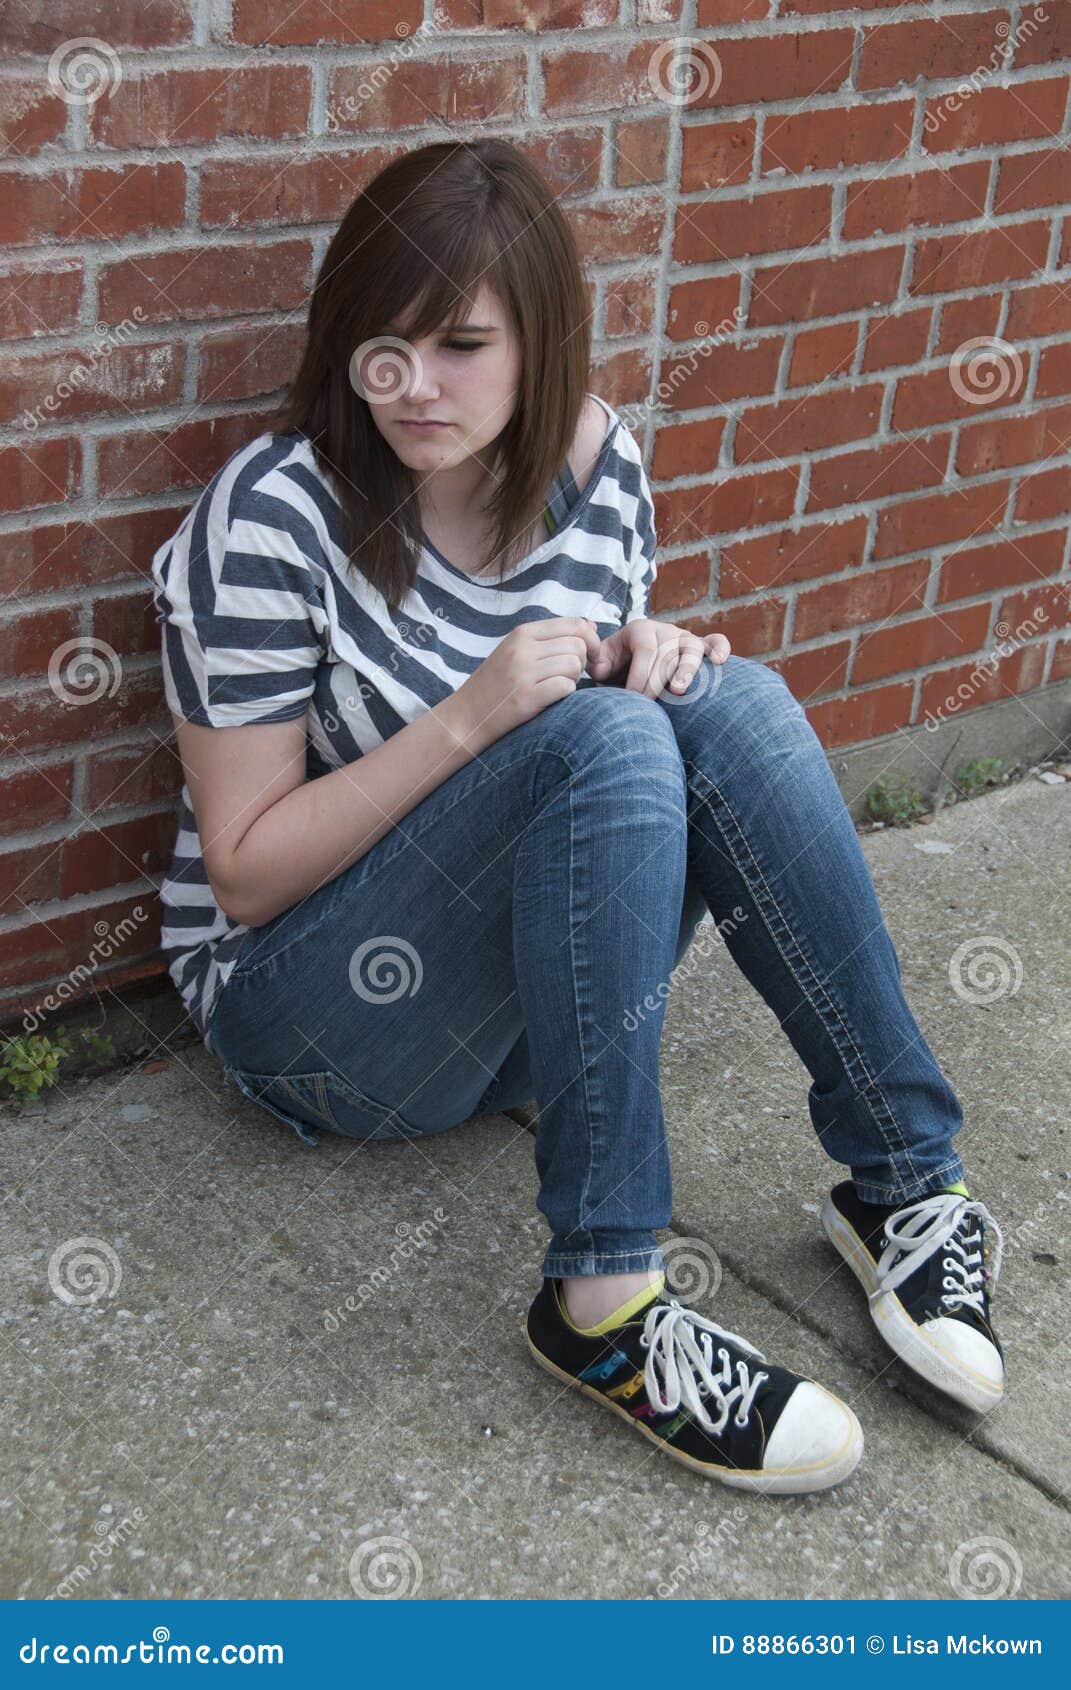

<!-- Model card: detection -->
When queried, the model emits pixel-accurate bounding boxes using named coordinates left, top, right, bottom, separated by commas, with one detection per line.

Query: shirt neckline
left=421, top=393, right=620, bottom=586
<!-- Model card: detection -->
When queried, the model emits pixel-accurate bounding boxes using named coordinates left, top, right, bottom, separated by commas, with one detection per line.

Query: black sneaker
left=524, top=1275, right=863, bottom=1494
left=822, top=1181, right=1004, bottom=1413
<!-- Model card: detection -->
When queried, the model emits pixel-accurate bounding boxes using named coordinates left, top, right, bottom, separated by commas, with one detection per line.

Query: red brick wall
left=2, top=2, right=1070, bottom=1023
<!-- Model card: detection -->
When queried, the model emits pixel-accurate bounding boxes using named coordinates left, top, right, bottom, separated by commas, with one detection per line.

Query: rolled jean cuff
left=851, top=1153, right=966, bottom=1208
left=541, top=1230, right=665, bottom=1279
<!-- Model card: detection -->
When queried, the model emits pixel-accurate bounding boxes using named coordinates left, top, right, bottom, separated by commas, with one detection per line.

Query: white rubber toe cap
left=922, top=1316, right=1004, bottom=1395
left=762, top=1381, right=863, bottom=1491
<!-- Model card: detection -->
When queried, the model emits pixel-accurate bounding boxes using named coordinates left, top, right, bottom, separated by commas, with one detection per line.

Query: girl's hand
left=588, top=619, right=731, bottom=698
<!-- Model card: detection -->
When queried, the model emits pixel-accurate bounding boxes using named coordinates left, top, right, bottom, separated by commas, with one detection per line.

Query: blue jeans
left=209, top=655, right=965, bottom=1279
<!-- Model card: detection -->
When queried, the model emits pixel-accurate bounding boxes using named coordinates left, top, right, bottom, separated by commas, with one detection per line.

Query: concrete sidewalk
left=3, top=778, right=1069, bottom=1601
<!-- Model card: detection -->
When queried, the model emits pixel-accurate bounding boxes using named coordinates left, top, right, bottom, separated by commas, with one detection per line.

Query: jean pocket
left=223, top=1065, right=429, bottom=1148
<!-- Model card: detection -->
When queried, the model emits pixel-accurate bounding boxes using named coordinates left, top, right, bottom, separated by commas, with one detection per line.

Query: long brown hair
left=270, top=138, right=592, bottom=612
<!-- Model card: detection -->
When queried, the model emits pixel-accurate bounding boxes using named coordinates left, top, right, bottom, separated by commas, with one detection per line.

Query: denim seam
left=683, top=757, right=928, bottom=1195
left=854, top=1153, right=965, bottom=1206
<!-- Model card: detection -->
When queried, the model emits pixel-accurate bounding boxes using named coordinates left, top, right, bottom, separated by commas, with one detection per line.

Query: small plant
left=953, top=756, right=1004, bottom=799
left=0, top=1025, right=74, bottom=1107
left=865, top=776, right=929, bottom=827
left=80, top=1028, right=117, bottom=1069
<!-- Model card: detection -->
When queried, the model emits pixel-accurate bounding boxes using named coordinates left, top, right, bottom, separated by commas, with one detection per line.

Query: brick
left=893, top=357, right=1028, bottom=433
left=861, top=305, right=931, bottom=372
left=0, top=262, right=82, bottom=340
left=768, top=640, right=852, bottom=701
left=995, top=147, right=1071, bottom=215
left=1015, top=2, right=1071, bottom=68
left=695, top=0, right=765, bottom=18
left=937, top=530, right=1066, bottom=603
left=0, top=77, right=68, bottom=154
left=956, top=399, right=1071, bottom=476
left=934, top=292, right=1003, bottom=355
left=543, top=42, right=683, bottom=116
left=873, top=480, right=1011, bottom=561
left=853, top=603, right=991, bottom=683
left=806, top=433, right=950, bottom=511
left=650, top=550, right=711, bottom=612
left=788, top=321, right=858, bottom=387
left=1006, top=281, right=1071, bottom=340
left=1035, top=341, right=1071, bottom=398
left=806, top=681, right=915, bottom=748
left=655, top=467, right=799, bottom=546
left=734, top=384, right=884, bottom=466
left=675, top=184, right=831, bottom=264
left=232, top=0, right=421, bottom=44
left=615, top=115, right=671, bottom=188
left=92, top=589, right=162, bottom=659
left=197, top=322, right=304, bottom=403
left=922, top=76, right=1068, bottom=152
left=0, top=437, right=80, bottom=514
left=327, top=56, right=525, bottom=134
left=1, top=339, right=185, bottom=431
left=997, top=579, right=1071, bottom=634
left=842, top=161, right=988, bottom=240
left=604, top=273, right=656, bottom=338
left=665, top=275, right=743, bottom=342
left=0, top=162, right=185, bottom=247
left=858, top=12, right=1015, bottom=92
left=97, top=239, right=313, bottom=326
left=721, top=516, right=868, bottom=597
left=96, top=408, right=275, bottom=500
left=0, top=763, right=74, bottom=835
left=567, top=197, right=667, bottom=263
left=524, top=128, right=602, bottom=195
left=677, top=29, right=855, bottom=107
left=794, top=560, right=929, bottom=641
left=679, top=118, right=755, bottom=193
left=679, top=597, right=788, bottom=655
left=655, top=338, right=782, bottom=409
left=749, top=247, right=903, bottom=327
left=0, top=605, right=79, bottom=680
left=1015, top=463, right=1071, bottom=522
left=0, top=1, right=192, bottom=50
left=200, top=147, right=394, bottom=229
left=91, top=64, right=314, bottom=147
left=85, top=740, right=179, bottom=812
left=917, top=642, right=1047, bottom=721
left=0, top=509, right=180, bottom=599
left=910, top=221, right=1051, bottom=296
left=0, top=894, right=161, bottom=996
left=0, top=670, right=165, bottom=759
left=651, top=416, right=726, bottom=479
left=1051, top=635, right=1071, bottom=680
left=763, top=98, right=913, bottom=175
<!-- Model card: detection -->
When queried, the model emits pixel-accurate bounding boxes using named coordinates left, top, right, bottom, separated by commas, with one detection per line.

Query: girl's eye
left=443, top=340, right=484, bottom=353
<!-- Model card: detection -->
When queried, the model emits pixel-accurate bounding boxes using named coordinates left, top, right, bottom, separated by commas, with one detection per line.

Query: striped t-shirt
left=149, top=393, right=657, bottom=1054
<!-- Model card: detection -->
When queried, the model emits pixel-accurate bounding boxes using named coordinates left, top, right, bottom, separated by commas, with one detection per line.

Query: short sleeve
left=624, top=453, right=657, bottom=625
left=150, top=462, right=328, bottom=729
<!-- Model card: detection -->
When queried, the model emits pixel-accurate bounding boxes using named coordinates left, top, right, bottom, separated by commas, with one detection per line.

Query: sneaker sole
left=523, top=1325, right=863, bottom=1495
left=820, top=1196, right=1003, bottom=1414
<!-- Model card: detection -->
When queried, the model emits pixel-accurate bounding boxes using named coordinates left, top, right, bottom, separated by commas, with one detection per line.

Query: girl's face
left=362, top=283, right=522, bottom=477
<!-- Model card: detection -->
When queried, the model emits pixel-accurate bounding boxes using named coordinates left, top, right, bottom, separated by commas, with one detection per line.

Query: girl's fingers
left=705, top=633, right=732, bottom=663
left=668, top=636, right=706, bottom=692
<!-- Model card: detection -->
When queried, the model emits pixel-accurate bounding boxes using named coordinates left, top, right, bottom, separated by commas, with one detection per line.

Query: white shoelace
left=873, top=1192, right=1004, bottom=1315
left=638, top=1298, right=770, bottom=1437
